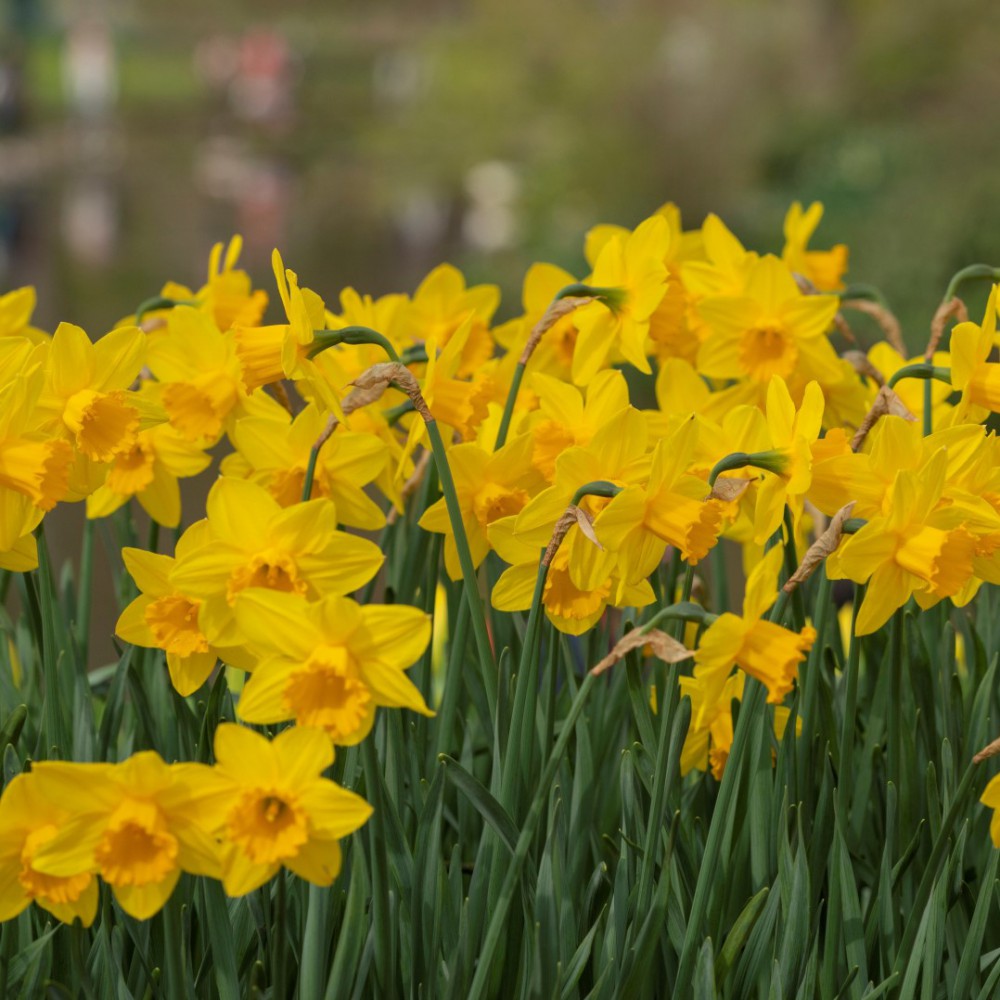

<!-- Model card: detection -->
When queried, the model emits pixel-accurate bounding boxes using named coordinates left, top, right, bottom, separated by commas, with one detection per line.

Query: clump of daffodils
left=3, top=204, right=1000, bottom=942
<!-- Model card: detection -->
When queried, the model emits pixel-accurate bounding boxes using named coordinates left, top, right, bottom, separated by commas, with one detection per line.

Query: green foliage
left=1, top=508, right=1000, bottom=997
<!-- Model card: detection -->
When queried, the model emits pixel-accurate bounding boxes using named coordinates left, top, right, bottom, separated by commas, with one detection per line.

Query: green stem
left=887, top=609, right=903, bottom=841
left=885, top=363, right=951, bottom=390
left=302, top=445, right=321, bottom=502
left=75, top=518, right=95, bottom=665
left=494, top=360, right=526, bottom=452
left=434, top=599, right=470, bottom=758
left=467, top=672, right=598, bottom=1000
left=553, top=282, right=626, bottom=310
left=135, top=296, right=198, bottom=323
left=639, top=601, right=714, bottom=636
left=836, top=585, right=865, bottom=823
left=501, top=480, right=620, bottom=812
left=163, top=888, right=187, bottom=1000
left=942, top=263, right=1000, bottom=304
left=272, top=872, right=287, bottom=999
left=922, top=376, right=933, bottom=437
left=309, top=326, right=401, bottom=362
left=842, top=283, right=890, bottom=309
left=708, top=450, right=786, bottom=487
left=424, top=418, right=497, bottom=710
left=782, top=507, right=807, bottom=628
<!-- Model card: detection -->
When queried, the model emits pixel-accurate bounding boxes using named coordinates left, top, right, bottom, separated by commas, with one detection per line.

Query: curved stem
left=885, top=363, right=951, bottom=390
left=309, top=326, right=401, bottom=363
left=708, top=450, right=786, bottom=487
left=943, top=263, right=1000, bottom=304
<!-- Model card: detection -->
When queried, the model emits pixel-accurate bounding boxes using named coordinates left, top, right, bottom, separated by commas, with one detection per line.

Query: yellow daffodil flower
left=595, top=418, right=726, bottom=596
left=525, top=370, right=629, bottom=481
left=403, top=263, right=499, bottom=379
left=693, top=546, right=816, bottom=714
left=0, top=772, right=99, bottom=926
left=571, top=214, right=671, bottom=384
left=117, top=533, right=228, bottom=695
left=227, top=402, right=388, bottom=528
left=212, top=723, right=372, bottom=896
left=949, top=285, right=1000, bottom=420
left=87, top=421, right=212, bottom=527
left=231, top=589, right=432, bottom=744
left=696, top=254, right=839, bottom=384
left=826, top=449, right=976, bottom=634
left=146, top=305, right=271, bottom=445
left=419, top=433, right=544, bottom=579
left=781, top=201, right=848, bottom=292
left=169, top=477, right=384, bottom=652
left=29, top=753, right=227, bottom=920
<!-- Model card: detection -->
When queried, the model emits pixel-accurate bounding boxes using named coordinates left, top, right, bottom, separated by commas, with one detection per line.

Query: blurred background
left=2, top=0, right=1000, bottom=343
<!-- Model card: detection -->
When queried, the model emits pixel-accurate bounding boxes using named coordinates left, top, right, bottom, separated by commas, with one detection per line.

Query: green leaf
left=439, top=753, right=519, bottom=855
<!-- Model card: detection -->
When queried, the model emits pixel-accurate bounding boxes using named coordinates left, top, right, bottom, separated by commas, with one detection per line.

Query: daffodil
left=212, top=723, right=372, bottom=896
left=781, top=201, right=848, bottom=292
left=826, top=449, right=976, bottom=634
left=419, top=432, right=545, bottom=579
left=146, top=305, right=271, bottom=445
left=492, top=263, right=582, bottom=384
left=29, top=753, right=226, bottom=919
left=37, top=322, right=154, bottom=495
left=0, top=286, right=48, bottom=344
left=156, top=235, right=268, bottom=332
left=491, top=523, right=655, bottom=635
left=595, top=418, right=726, bottom=596
left=0, top=772, right=99, bottom=926
left=525, top=370, right=629, bottom=481
left=403, top=263, right=499, bottom=378
left=571, top=215, right=670, bottom=384
left=696, top=254, right=840, bottom=384
left=169, top=477, right=384, bottom=651
left=693, top=546, right=816, bottom=714
left=227, top=402, right=388, bottom=528
left=87, top=420, right=212, bottom=527
left=949, top=285, right=1000, bottom=420
left=232, top=589, right=432, bottom=744
left=507, top=407, right=652, bottom=592
left=117, top=531, right=227, bottom=695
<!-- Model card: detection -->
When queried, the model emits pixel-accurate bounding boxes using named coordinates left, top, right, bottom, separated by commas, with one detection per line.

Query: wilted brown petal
left=590, top=628, right=691, bottom=676
left=783, top=502, right=855, bottom=593
left=841, top=298, right=905, bottom=356
left=707, top=477, right=751, bottom=503
left=850, top=385, right=916, bottom=452
left=927, top=297, right=968, bottom=360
